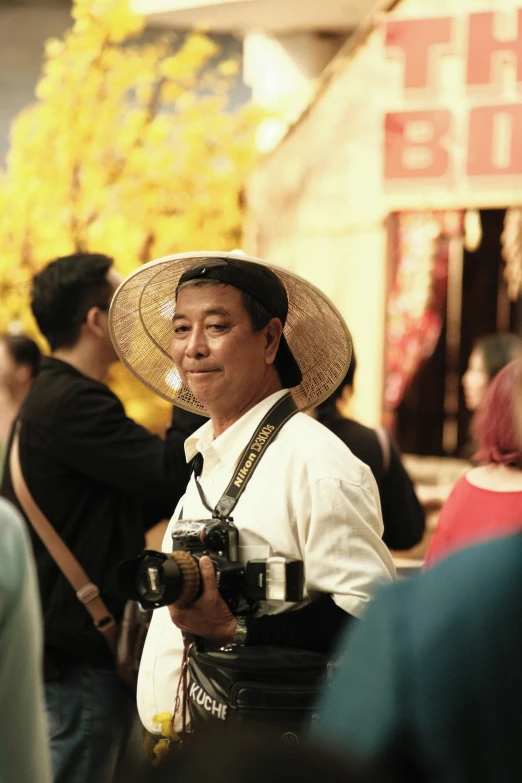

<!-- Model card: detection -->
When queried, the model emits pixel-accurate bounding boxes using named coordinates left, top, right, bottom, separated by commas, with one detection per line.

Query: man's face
left=462, top=347, right=488, bottom=411
left=171, top=283, right=276, bottom=415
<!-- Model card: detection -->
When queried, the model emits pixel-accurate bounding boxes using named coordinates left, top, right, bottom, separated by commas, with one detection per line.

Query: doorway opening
left=390, top=208, right=522, bottom=457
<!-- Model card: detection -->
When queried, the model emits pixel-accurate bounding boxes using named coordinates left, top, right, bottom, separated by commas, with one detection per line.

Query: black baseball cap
left=176, top=257, right=302, bottom=388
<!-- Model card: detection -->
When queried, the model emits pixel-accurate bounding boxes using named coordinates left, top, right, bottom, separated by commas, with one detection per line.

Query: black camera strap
left=193, top=392, right=298, bottom=520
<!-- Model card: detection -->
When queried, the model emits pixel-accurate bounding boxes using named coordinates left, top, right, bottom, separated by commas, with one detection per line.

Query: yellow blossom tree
left=0, top=0, right=262, bottom=428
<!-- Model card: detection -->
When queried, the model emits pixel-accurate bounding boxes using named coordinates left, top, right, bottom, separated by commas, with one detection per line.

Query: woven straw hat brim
left=109, top=251, right=352, bottom=415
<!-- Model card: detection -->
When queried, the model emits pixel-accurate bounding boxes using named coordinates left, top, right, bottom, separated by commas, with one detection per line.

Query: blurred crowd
left=1, top=249, right=522, bottom=783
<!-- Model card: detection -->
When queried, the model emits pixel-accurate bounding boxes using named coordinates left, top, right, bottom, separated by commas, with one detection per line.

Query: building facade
left=245, top=0, right=522, bottom=455
left=134, top=0, right=522, bottom=455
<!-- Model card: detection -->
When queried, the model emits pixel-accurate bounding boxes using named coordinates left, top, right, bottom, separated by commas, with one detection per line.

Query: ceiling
left=130, top=0, right=378, bottom=34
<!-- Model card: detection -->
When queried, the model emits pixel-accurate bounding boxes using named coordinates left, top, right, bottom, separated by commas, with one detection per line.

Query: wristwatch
left=230, top=616, right=248, bottom=647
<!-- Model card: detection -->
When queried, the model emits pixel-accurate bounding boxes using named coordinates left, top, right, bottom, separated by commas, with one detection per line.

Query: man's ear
left=84, top=306, right=106, bottom=338
left=336, top=383, right=353, bottom=418
left=340, top=384, right=353, bottom=406
left=265, top=318, right=283, bottom=364
left=16, top=364, right=32, bottom=385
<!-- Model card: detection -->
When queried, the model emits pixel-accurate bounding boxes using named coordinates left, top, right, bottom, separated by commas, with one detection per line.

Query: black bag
left=114, top=601, right=152, bottom=689
left=187, top=645, right=329, bottom=742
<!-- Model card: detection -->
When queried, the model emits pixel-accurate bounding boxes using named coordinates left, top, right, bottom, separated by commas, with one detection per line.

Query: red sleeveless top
left=424, top=475, right=522, bottom=569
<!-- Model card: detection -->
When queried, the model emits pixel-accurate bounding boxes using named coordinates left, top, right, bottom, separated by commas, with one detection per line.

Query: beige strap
left=375, top=426, right=391, bottom=475
left=9, top=426, right=116, bottom=647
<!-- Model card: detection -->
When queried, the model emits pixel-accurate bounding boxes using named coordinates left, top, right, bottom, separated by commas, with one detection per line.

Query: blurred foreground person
left=0, top=334, right=41, bottom=475
left=123, top=727, right=385, bottom=783
left=315, top=362, right=522, bottom=783
left=315, top=350, right=425, bottom=551
left=462, top=332, right=522, bottom=412
left=1, top=253, right=193, bottom=783
left=425, top=360, right=522, bottom=569
left=0, top=497, right=51, bottom=783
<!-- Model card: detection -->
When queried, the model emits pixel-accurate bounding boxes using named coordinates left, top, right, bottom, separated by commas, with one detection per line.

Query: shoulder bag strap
left=9, top=424, right=116, bottom=647
left=375, top=425, right=391, bottom=475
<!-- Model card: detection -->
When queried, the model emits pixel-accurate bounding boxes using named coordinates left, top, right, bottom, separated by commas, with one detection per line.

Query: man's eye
left=173, top=325, right=189, bottom=334
left=208, top=323, right=225, bottom=331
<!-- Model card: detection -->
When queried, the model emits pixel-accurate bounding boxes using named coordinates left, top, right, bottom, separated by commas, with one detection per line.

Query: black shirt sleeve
left=140, top=407, right=207, bottom=526
left=170, top=406, right=208, bottom=437
left=380, top=442, right=425, bottom=551
left=245, top=595, right=352, bottom=656
left=50, top=385, right=192, bottom=516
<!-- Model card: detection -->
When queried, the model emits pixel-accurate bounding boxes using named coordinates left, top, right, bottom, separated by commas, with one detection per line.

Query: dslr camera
left=117, top=519, right=304, bottom=613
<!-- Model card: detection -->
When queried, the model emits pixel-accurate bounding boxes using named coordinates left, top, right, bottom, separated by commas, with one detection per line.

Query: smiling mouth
left=187, top=369, right=218, bottom=375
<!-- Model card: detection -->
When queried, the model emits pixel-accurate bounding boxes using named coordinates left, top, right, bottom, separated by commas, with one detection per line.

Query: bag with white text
left=187, top=645, right=329, bottom=742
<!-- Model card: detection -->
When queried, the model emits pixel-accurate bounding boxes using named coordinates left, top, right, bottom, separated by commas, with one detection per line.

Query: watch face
left=232, top=617, right=248, bottom=646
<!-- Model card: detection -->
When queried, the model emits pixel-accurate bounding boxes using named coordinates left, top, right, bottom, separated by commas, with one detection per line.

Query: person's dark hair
left=0, top=334, right=41, bottom=378
left=177, top=278, right=275, bottom=332
left=473, top=360, right=522, bottom=469
left=474, top=333, right=522, bottom=382
left=315, top=349, right=358, bottom=422
left=31, top=253, right=114, bottom=351
left=241, top=289, right=273, bottom=332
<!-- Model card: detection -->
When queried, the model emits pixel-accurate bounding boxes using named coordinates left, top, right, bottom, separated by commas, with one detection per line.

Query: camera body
left=172, top=519, right=245, bottom=611
left=117, top=519, right=304, bottom=612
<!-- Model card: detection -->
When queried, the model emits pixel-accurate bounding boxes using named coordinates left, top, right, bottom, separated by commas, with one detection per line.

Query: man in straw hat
left=109, top=251, right=396, bottom=736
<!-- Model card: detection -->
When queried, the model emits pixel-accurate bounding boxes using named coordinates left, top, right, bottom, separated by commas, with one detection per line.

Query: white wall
left=245, top=31, right=392, bottom=426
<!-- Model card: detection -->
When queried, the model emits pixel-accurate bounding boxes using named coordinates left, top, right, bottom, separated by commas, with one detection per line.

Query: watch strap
left=231, top=615, right=248, bottom=647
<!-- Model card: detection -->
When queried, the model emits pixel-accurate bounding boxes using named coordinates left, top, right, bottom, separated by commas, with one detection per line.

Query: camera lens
left=134, top=554, right=185, bottom=606
left=117, top=550, right=203, bottom=609
left=135, top=554, right=167, bottom=602
left=135, top=557, right=163, bottom=601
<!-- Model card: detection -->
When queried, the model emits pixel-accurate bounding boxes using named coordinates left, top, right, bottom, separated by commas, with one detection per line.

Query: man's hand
left=168, top=555, right=237, bottom=646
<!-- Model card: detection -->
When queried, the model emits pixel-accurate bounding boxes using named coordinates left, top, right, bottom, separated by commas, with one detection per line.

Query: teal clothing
left=0, top=498, right=51, bottom=783
left=315, top=534, right=522, bottom=783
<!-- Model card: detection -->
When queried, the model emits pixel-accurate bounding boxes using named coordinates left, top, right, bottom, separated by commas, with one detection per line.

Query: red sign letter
left=384, top=110, right=451, bottom=181
left=467, top=10, right=522, bottom=87
left=385, top=18, right=452, bottom=90
left=467, top=105, right=522, bottom=176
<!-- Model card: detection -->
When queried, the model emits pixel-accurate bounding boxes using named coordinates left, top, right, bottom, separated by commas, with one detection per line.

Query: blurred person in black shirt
left=0, top=253, right=194, bottom=783
left=315, top=349, right=425, bottom=551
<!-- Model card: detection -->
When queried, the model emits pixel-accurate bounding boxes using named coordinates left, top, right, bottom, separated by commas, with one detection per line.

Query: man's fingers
left=168, top=556, right=221, bottom=630
left=199, top=555, right=218, bottom=595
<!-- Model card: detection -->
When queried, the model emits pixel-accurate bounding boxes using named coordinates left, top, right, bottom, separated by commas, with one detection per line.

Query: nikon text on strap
left=194, top=392, right=298, bottom=520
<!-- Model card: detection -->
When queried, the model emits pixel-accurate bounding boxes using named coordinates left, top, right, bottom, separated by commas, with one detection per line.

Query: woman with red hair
left=424, top=360, right=522, bottom=569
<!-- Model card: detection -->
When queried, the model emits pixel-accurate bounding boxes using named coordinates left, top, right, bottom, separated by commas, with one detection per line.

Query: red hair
left=473, top=360, right=522, bottom=469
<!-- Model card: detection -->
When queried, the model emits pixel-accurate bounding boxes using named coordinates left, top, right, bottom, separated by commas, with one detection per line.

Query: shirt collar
left=184, top=389, right=289, bottom=469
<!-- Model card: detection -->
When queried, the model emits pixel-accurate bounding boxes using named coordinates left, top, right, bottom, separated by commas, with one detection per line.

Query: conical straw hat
left=109, top=251, right=352, bottom=415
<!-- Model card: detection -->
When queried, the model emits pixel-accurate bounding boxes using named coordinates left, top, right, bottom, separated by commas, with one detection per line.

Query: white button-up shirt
left=137, top=390, right=396, bottom=733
